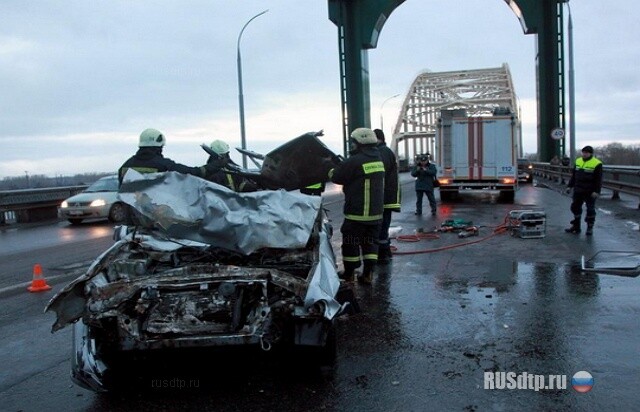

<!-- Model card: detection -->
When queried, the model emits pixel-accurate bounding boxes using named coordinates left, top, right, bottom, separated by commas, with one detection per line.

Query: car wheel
left=69, top=218, right=83, bottom=225
left=108, top=203, right=126, bottom=223
left=318, top=325, right=337, bottom=367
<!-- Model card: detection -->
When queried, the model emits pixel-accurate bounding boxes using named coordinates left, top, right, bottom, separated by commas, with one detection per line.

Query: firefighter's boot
left=377, top=241, right=392, bottom=264
left=339, top=268, right=355, bottom=282
left=358, top=262, right=375, bottom=285
left=585, top=224, right=594, bottom=236
left=565, top=217, right=581, bottom=234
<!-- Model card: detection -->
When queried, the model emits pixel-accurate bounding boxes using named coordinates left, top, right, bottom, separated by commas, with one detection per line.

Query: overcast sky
left=1, top=0, right=638, bottom=178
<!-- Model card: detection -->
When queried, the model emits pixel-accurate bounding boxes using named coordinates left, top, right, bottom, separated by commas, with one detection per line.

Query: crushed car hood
left=260, top=132, right=341, bottom=190
left=118, top=170, right=322, bottom=255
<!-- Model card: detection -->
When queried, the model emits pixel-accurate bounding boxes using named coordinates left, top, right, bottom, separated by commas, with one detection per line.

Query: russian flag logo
left=572, top=371, right=594, bottom=393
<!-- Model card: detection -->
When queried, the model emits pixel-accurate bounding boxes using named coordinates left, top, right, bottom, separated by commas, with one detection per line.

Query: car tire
left=69, top=218, right=83, bottom=225
left=318, top=325, right=337, bottom=367
left=108, top=202, right=126, bottom=223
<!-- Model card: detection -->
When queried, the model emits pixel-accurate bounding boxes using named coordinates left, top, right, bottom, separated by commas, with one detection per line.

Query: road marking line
left=0, top=269, right=87, bottom=295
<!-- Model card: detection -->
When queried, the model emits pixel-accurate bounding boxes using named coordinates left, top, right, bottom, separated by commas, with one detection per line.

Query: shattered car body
left=46, top=135, right=346, bottom=392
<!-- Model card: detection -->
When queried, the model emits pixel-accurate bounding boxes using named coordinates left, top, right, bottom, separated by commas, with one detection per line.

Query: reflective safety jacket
left=568, top=156, right=603, bottom=195
left=300, top=182, right=325, bottom=196
left=118, top=147, right=206, bottom=185
left=329, top=146, right=385, bottom=224
left=377, top=142, right=401, bottom=211
left=207, top=169, right=257, bottom=192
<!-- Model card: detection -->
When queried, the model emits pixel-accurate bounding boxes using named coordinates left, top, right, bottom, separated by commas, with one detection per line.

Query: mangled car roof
left=119, top=170, right=322, bottom=255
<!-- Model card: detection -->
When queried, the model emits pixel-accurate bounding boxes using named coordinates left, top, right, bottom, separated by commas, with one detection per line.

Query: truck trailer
left=435, top=108, right=519, bottom=203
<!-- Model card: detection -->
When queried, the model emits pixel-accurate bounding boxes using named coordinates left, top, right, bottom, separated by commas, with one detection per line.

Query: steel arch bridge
left=390, top=64, right=521, bottom=166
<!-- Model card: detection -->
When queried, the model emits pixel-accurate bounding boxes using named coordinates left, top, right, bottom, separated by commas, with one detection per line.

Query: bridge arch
left=389, top=63, right=521, bottom=167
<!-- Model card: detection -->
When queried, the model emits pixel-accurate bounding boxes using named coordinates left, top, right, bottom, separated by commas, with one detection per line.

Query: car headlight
left=90, top=199, right=107, bottom=207
left=60, top=201, right=68, bottom=208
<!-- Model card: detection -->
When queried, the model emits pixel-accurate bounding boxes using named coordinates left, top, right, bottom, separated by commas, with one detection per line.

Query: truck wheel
left=499, top=191, right=515, bottom=203
left=440, top=191, right=452, bottom=202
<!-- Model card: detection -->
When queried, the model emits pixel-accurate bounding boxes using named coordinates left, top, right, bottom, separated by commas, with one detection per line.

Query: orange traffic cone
left=27, top=264, right=52, bottom=293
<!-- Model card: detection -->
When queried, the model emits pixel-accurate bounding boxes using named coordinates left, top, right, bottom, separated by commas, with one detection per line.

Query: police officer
left=373, top=129, right=400, bottom=263
left=565, top=145, right=603, bottom=236
left=118, top=128, right=216, bottom=184
left=329, top=127, right=385, bottom=284
left=205, top=139, right=257, bottom=192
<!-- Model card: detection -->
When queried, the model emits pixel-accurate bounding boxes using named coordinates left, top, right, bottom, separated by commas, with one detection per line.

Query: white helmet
left=139, top=128, right=166, bottom=147
left=209, top=139, right=230, bottom=155
left=350, top=127, right=377, bottom=145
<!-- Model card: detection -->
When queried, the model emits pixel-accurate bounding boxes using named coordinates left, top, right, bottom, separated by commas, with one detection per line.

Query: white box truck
left=435, top=108, right=519, bottom=202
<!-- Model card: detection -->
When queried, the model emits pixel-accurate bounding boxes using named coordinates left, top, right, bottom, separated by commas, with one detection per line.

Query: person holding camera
left=411, top=153, right=438, bottom=216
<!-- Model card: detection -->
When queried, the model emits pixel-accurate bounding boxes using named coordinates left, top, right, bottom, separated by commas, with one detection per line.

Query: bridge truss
left=390, top=64, right=520, bottom=165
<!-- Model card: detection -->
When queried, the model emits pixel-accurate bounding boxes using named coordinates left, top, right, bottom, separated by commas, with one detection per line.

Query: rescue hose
left=390, top=214, right=511, bottom=255
left=395, top=233, right=441, bottom=242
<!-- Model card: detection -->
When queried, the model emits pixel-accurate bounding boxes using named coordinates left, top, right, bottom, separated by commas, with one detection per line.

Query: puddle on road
left=386, top=260, right=616, bottom=348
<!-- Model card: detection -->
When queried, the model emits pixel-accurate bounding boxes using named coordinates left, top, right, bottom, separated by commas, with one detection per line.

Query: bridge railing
left=2, top=164, right=638, bottom=225
left=532, top=162, right=640, bottom=208
left=0, top=185, right=88, bottom=224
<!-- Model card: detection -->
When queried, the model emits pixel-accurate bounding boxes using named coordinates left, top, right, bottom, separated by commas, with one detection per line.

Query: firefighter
left=373, top=129, right=400, bottom=263
left=328, top=127, right=385, bottom=284
left=118, top=128, right=219, bottom=225
left=565, top=145, right=603, bottom=236
left=118, top=128, right=217, bottom=185
left=205, top=139, right=258, bottom=192
left=300, top=182, right=325, bottom=196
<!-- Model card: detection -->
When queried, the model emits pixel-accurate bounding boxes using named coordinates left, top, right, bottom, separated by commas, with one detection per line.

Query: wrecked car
left=45, top=132, right=348, bottom=392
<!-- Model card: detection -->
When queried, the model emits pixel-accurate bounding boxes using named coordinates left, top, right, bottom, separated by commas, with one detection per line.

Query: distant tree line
left=0, top=172, right=113, bottom=191
left=526, top=142, right=640, bottom=165
left=590, top=143, right=640, bottom=166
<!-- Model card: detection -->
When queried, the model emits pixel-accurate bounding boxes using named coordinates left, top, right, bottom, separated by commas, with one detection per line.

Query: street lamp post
left=379, top=94, right=400, bottom=135
left=566, top=1, right=576, bottom=165
left=237, top=9, right=268, bottom=169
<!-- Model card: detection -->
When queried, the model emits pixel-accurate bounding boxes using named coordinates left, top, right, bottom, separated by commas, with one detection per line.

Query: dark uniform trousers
left=378, top=210, right=393, bottom=257
left=341, top=219, right=380, bottom=274
left=570, top=192, right=596, bottom=224
left=568, top=156, right=602, bottom=226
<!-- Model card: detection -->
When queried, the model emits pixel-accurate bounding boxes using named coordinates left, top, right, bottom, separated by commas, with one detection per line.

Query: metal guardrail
left=532, top=162, right=640, bottom=208
left=1, top=163, right=638, bottom=224
left=0, top=185, right=88, bottom=224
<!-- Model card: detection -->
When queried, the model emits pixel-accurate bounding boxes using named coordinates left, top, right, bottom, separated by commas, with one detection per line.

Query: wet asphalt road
left=1, top=176, right=639, bottom=411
